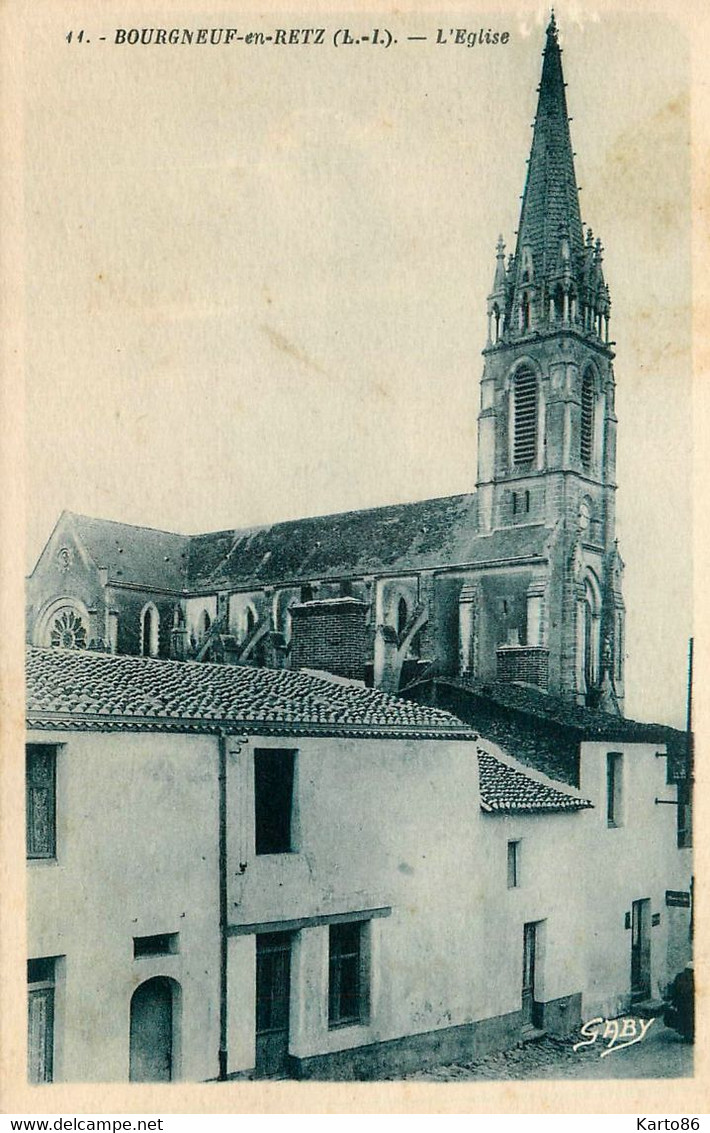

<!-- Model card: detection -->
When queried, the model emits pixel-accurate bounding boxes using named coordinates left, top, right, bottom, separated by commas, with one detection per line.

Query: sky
left=22, top=4, right=692, bottom=727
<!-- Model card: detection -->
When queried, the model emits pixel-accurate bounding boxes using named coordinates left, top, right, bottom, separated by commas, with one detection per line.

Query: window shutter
left=26, top=747, right=56, bottom=859
left=581, top=371, right=594, bottom=468
left=513, top=370, right=537, bottom=464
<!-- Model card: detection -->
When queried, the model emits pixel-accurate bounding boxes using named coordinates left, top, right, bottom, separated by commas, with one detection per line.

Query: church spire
left=488, top=16, right=611, bottom=344
left=515, top=12, right=584, bottom=277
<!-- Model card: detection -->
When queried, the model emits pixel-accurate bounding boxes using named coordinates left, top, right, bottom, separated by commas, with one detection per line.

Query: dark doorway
left=255, top=932, right=292, bottom=1078
left=129, top=977, right=177, bottom=1082
left=522, top=922, right=542, bottom=1029
left=631, top=899, right=652, bottom=1003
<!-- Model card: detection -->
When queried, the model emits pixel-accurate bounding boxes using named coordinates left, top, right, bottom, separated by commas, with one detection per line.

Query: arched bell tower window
left=513, top=368, right=537, bottom=465
left=581, top=369, right=595, bottom=470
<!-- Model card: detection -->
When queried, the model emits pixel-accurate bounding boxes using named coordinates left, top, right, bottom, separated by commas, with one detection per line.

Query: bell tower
left=475, top=15, right=625, bottom=709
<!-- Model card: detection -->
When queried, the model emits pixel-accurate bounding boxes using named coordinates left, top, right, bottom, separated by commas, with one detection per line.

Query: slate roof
left=53, top=501, right=551, bottom=594
left=69, top=513, right=191, bottom=591
left=186, top=497, right=550, bottom=589
left=514, top=15, right=585, bottom=279
left=477, top=745, right=591, bottom=813
left=25, top=646, right=476, bottom=740
left=458, top=678, right=688, bottom=754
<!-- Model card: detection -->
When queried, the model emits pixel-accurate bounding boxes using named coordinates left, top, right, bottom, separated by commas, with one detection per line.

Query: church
left=27, top=17, right=628, bottom=722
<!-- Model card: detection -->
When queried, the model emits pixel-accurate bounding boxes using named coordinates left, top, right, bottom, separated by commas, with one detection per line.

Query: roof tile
left=477, top=746, right=591, bottom=813
left=25, top=646, right=475, bottom=739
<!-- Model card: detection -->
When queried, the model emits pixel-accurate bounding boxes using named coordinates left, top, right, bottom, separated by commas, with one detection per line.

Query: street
left=405, top=1022, right=693, bottom=1081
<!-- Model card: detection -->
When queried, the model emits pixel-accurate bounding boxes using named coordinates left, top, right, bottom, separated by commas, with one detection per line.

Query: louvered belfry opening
left=513, top=369, right=537, bottom=465
left=581, top=371, right=594, bottom=469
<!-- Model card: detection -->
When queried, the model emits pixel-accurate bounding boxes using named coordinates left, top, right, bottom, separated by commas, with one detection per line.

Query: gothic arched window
left=246, top=606, right=257, bottom=637
left=579, top=572, right=602, bottom=695
left=513, top=368, right=537, bottom=465
left=397, top=597, right=408, bottom=639
left=581, top=369, right=595, bottom=470
left=140, top=604, right=159, bottom=657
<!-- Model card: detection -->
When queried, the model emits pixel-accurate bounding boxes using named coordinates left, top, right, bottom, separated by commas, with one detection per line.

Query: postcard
left=2, top=0, right=707, bottom=1116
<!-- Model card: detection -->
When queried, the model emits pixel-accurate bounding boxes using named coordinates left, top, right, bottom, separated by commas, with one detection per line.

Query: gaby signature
left=573, top=1016, right=655, bottom=1057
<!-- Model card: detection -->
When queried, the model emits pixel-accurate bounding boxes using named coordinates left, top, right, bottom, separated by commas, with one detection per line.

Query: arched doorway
left=129, top=977, right=179, bottom=1082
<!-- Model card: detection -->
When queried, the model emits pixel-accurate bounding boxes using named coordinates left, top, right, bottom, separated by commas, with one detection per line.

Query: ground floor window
left=28, top=957, right=56, bottom=1083
left=328, top=921, right=369, bottom=1028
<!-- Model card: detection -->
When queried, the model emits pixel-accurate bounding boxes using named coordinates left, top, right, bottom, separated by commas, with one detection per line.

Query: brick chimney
left=290, top=598, right=368, bottom=681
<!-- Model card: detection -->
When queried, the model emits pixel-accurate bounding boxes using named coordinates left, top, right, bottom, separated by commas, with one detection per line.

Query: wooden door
left=129, top=977, right=174, bottom=1082
left=28, top=986, right=54, bottom=1083
left=631, top=899, right=651, bottom=1002
left=255, top=932, right=292, bottom=1079
left=522, top=922, right=541, bottom=1029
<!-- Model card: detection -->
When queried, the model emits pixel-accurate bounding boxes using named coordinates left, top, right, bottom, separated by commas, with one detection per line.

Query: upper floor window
left=507, top=840, right=521, bottom=888
left=581, top=370, right=595, bottom=469
left=606, top=752, right=623, bottom=827
left=26, top=745, right=57, bottom=860
left=513, top=368, right=537, bottom=465
left=254, top=749, right=296, bottom=855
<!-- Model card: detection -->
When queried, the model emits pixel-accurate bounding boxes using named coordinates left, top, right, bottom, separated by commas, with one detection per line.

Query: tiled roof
left=56, top=502, right=551, bottom=593
left=477, top=745, right=591, bottom=813
left=70, top=513, right=191, bottom=591
left=25, top=647, right=476, bottom=740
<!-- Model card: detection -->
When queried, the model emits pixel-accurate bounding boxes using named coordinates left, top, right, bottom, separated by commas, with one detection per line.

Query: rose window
left=50, top=610, right=87, bottom=649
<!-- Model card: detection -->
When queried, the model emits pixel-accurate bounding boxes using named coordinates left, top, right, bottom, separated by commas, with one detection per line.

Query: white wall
left=27, top=729, right=221, bottom=1083
left=26, top=724, right=690, bottom=1082
left=578, top=740, right=692, bottom=1019
left=224, top=733, right=689, bottom=1073
left=225, top=735, right=594, bottom=1071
